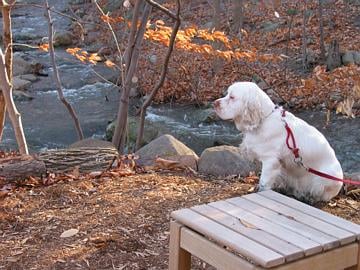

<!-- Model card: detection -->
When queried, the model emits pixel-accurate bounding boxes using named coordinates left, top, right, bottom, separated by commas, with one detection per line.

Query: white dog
left=214, top=82, right=343, bottom=202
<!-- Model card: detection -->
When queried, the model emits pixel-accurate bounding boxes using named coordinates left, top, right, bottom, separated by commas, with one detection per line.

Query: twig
left=44, top=0, right=84, bottom=140
left=93, top=0, right=125, bottom=89
left=144, top=0, right=177, bottom=19
left=135, top=0, right=181, bottom=150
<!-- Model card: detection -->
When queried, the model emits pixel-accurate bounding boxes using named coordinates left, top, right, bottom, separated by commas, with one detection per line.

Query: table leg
left=169, top=221, right=191, bottom=270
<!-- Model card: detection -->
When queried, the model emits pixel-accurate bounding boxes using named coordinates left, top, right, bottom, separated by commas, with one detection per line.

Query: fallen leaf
left=238, top=218, right=257, bottom=229
left=60, top=228, right=79, bottom=238
left=89, top=171, right=102, bottom=178
left=328, top=201, right=337, bottom=208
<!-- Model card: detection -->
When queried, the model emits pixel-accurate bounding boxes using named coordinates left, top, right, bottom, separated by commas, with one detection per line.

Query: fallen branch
left=0, top=155, right=46, bottom=181
left=38, top=147, right=119, bottom=173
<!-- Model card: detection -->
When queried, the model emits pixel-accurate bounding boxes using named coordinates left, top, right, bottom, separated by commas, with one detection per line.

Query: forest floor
left=0, top=170, right=359, bottom=270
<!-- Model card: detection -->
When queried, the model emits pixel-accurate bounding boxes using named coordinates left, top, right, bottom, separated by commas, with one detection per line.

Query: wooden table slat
left=209, top=200, right=322, bottom=255
left=243, top=193, right=356, bottom=245
left=260, top=190, right=360, bottom=239
left=228, top=197, right=340, bottom=250
left=171, top=208, right=285, bottom=268
left=191, top=204, right=304, bottom=262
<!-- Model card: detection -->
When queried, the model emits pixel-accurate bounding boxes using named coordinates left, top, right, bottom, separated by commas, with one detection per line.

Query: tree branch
left=144, top=0, right=177, bottom=19
left=135, top=0, right=181, bottom=150
left=44, top=0, right=84, bottom=140
left=93, top=0, right=125, bottom=87
left=0, top=48, right=28, bottom=154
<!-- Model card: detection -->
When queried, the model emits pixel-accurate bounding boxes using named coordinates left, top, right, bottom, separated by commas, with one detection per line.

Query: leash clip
left=294, top=156, right=304, bottom=167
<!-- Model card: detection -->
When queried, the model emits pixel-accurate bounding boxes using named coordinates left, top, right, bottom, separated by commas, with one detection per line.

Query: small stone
left=13, top=55, right=33, bottom=76
left=54, top=31, right=75, bottom=47
left=342, top=51, right=355, bottom=65
left=12, top=77, right=31, bottom=91
left=353, top=52, right=360, bottom=65
left=149, top=55, right=157, bottom=64
left=13, top=90, right=34, bottom=101
left=20, top=74, right=37, bottom=82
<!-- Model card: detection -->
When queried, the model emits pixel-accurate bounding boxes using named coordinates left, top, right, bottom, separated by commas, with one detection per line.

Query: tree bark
left=112, top=2, right=152, bottom=153
left=318, top=0, right=326, bottom=61
left=211, top=0, right=221, bottom=30
left=135, top=0, right=181, bottom=151
left=0, top=0, right=15, bottom=141
left=231, top=0, right=244, bottom=35
left=326, top=39, right=341, bottom=71
left=302, top=0, right=308, bottom=71
left=0, top=48, right=28, bottom=154
left=44, top=0, right=84, bottom=140
left=0, top=155, right=46, bottom=181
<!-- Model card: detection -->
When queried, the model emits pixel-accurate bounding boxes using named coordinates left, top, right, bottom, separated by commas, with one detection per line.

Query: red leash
left=281, top=109, right=360, bottom=186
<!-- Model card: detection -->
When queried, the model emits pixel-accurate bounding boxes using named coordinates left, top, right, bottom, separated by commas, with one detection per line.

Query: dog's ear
left=234, top=94, right=264, bottom=131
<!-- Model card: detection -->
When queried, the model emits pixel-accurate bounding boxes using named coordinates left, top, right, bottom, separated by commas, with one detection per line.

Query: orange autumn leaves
left=38, top=43, right=116, bottom=67
left=144, top=19, right=279, bottom=62
left=38, top=14, right=279, bottom=65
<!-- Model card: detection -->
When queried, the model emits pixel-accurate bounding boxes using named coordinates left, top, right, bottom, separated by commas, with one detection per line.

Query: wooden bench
left=169, top=190, right=360, bottom=270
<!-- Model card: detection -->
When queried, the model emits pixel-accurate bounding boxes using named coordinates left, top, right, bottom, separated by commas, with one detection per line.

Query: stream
left=0, top=0, right=359, bottom=173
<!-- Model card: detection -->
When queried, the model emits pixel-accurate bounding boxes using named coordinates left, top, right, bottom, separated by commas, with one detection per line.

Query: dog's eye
left=229, top=95, right=235, bottom=100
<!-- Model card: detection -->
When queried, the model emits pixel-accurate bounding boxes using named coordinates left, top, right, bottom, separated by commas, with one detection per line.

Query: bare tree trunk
left=302, top=0, right=308, bottom=71
left=231, top=0, right=244, bottom=35
left=318, top=0, right=326, bottom=61
left=44, top=0, right=84, bottom=140
left=0, top=48, right=28, bottom=154
left=112, top=2, right=152, bottom=153
left=135, top=0, right=181, bottom=151
left=210, top=0, right=221, bottom=30
left=326, top=39, right=341, bottom=71
left=284, top=11, right=295, bottom=79
left=0, top=0, right=15, bottom=141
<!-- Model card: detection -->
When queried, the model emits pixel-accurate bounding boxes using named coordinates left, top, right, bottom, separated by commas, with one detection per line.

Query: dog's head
left=214, top=82, right=275, bottom=131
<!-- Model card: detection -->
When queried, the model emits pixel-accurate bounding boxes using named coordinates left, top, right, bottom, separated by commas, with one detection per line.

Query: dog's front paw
left=257, top=184, right=272, bottom=192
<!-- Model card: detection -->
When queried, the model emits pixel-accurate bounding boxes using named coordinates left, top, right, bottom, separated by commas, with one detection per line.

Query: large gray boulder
left=198, top=146, right=259, bottom=177
left=135, top=134, right=198, bottom=170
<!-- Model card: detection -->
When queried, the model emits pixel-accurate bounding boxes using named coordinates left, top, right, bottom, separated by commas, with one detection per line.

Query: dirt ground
left=0, top=171, right=359, bottom=270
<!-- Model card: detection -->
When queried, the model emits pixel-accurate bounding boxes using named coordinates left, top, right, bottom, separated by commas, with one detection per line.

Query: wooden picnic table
left=169, top=190, right=360, bottom=270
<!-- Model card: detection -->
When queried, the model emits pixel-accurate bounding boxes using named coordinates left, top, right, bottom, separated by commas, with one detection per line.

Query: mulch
left=0, top=171, right=358, bottom=270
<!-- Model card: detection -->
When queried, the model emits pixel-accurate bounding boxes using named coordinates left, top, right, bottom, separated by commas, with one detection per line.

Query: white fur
left=214, top=82, right=343, bottom=202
